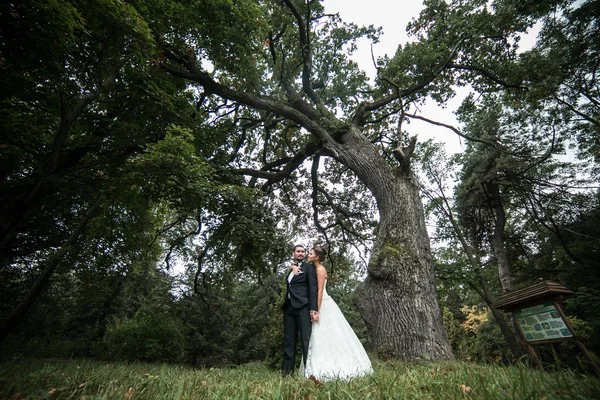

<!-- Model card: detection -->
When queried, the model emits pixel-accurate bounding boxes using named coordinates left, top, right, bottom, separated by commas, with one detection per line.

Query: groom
left=281, top=244, right=318, bottom=376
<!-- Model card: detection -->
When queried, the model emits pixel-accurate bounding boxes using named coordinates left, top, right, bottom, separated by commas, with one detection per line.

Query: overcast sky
left=322, top=0, right=468, bottom=156
left=321, top=0, right=543, bottom=157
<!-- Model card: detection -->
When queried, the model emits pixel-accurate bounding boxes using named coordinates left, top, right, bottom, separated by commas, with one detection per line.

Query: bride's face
left=307, top=249, right=316, bottom=262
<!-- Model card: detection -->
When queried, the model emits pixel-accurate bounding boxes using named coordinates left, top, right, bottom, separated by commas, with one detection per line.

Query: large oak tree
left=156, top=0, right=580, bottom=359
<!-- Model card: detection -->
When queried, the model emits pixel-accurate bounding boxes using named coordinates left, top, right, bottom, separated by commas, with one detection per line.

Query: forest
left=0, top=0, right=599, bottom=376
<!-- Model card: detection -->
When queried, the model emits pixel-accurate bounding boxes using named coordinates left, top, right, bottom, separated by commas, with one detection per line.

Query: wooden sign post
left=494, top=279, right=600, bottom=377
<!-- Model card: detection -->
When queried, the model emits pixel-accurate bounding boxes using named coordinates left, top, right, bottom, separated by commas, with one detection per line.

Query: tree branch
left=554, top=94, right=600, bottom=127
left=353, top=34, right=469, bottom=125
left=0, top=198, right=102, bottom=343
left=234, top=139, right=322, bottom=190
left=160, top=49, right=334, bottom=144
left=310, top=155, right=331, bottom=242
left=406, top=114, right=507, bottom=150
left=282, top=0, right=324, bottom=109
left=448, top=63, right=525, bottom=89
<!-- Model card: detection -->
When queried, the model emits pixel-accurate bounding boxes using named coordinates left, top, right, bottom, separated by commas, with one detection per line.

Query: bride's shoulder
left=316, top=265, right=327, bottom=277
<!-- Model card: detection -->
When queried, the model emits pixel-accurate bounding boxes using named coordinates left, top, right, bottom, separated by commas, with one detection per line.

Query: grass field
left=1, top=357, right=599, bottom=399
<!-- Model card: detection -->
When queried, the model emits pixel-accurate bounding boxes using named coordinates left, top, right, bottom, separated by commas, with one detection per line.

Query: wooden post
left=553, top=301, right=600, bottom=378
left=511, top=314, right=543, bottom=369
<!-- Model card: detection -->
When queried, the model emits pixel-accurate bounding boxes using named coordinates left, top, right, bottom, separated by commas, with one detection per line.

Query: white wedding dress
left=300, top=280, right=373, bottom=381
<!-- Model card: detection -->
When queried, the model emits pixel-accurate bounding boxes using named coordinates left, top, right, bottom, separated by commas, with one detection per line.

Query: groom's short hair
left=292, top=244, right=305, bottom=252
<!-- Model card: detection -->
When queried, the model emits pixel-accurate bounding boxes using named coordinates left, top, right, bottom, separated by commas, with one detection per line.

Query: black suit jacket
left=284, top=261, right=318, bottom=311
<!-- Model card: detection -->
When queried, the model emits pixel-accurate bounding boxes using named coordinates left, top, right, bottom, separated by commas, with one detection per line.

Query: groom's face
left=293, top=247, right=305, bottom=262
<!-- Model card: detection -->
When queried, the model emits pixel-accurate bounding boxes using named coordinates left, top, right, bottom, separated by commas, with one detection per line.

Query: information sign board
left=514, top=302, right=572, bottom=342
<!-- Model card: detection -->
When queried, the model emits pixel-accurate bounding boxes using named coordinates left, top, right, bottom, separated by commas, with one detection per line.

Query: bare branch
left=448, top=63, right=525, bottom=89
left=391, top=100, right=415, bottom=166
left=363, top=106, right=403, bottom=126
left=370, top=43, right=380, bottom=75
left=282, top=0, right=325, bottom=110
left=393, top=136, right=416, bottom=166
left=310, top=155, right=331, bottom=245
left=353, top=34, right=469, bottom=125
left=407, top=114, right=503, bottom=149
left=553, top=94, right=600, bottom=127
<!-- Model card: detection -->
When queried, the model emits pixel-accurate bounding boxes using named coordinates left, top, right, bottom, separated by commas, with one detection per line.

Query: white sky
left=323, top=0, right=468, bottom=156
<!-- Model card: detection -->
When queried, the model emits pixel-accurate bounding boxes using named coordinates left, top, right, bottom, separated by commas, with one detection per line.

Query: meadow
left=1, top=357, right=599, bottom=399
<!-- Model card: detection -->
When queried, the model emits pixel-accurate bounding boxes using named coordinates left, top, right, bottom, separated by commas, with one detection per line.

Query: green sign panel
left=513, top=302, right=572, bottom=342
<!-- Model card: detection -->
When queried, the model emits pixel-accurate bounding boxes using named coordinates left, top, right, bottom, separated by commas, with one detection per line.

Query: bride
left=292, top=246, right=373, bottom=381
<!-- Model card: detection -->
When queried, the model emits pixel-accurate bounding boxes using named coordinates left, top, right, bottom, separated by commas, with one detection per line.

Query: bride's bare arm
left=316, top=267, right=327, bottom=311
left=289, top=264, right=300, bottom=275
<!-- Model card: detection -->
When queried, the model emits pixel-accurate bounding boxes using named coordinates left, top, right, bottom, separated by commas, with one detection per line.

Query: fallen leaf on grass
left=124, top=386, right=135, bottom=399
left=309, top=375, right=323, bottom=387
left=8, top=394, right=24, bottom=400
left=460, top=383, right=472, bottom=395
left=47, top=388, right=65, bottom=396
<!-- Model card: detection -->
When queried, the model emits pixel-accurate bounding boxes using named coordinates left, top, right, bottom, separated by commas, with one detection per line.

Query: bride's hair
left=312, top=245, right=328, bottom=262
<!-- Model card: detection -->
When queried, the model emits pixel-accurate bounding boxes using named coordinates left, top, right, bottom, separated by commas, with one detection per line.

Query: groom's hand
left=310, top=311, right=319, bottom=322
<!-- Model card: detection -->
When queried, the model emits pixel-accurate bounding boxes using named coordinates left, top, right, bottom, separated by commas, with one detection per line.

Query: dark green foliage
left=517, top=192, right=600, bottom=355
left=0, top=0, right=214, bottom=344
left=443, top=307, right=472, bottom=360
left=102, top=312, right=186, bottom=363
left=263, top=276, right=288, bottom=370
left=565, top=288, right=600, bottom=351
left=179, top=274, right=282, bottom=367
left=469, top=318, right=509, bottom=363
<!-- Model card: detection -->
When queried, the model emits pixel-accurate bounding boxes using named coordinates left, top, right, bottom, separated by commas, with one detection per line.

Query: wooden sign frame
left=494, top=279, right=599, bottom=377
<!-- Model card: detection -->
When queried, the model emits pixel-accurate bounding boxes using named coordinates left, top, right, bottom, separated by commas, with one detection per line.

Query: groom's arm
left=307, top=262, right=319, bottom=312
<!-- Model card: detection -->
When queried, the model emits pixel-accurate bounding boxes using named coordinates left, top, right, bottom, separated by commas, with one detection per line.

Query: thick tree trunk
left=332, top=129, right=453, bottom=360
left=489, top=182, right=515, bottom=293
left=487, top=182, right=528, bottom=357
left=439, top=198, right=524, bottom=359
left=475, top=277, right=524, bottom=359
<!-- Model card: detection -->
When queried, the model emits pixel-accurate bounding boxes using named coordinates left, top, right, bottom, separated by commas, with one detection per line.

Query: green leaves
left=124, top=126, right=216, bottom=211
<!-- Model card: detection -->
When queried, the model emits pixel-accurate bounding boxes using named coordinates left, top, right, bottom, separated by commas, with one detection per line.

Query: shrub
left=442, top=307, right=474, bottom=360
left=470, top=316, right=508, bottom=363
left=102, top=312, right=185, bottom=363
left=263, top=277, right=287, bottom=370
left=442, top=306, right=509, bottom=363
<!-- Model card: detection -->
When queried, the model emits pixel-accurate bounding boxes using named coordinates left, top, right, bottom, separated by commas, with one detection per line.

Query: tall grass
left=0, top=357, right=598, bottom=399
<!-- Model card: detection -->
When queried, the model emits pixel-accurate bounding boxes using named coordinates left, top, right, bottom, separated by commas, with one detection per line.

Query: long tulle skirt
left=300, top=293, right=373, bottom=381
